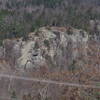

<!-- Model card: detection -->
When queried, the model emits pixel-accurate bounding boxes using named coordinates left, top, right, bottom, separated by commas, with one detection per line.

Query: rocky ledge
left=0, top=27, right=90, bottom=71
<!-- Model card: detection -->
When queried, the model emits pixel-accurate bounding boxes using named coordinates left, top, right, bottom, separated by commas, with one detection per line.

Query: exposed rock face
left=0, top=27, right=89, bottom=70
left=17, top=27, right=88, bottom=70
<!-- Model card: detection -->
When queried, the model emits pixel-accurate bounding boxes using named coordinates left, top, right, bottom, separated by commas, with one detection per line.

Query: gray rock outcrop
left=17, top=27, right=88, bottom=70
left=0, top=27, right=89, bottom=70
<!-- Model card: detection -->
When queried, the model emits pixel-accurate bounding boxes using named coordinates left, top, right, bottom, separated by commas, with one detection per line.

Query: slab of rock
left=17, top=27, right=88, bottom=70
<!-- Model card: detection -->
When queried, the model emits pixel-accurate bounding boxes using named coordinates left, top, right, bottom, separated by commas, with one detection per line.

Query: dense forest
left=0, top=0, right=100, bottom=45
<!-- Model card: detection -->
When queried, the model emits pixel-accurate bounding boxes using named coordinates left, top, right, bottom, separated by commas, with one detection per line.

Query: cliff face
left=0, top=26, right=100, bottom=72
left=0, top=27, right=89, bottom=70
left=18, top=27, right=88, bottom=70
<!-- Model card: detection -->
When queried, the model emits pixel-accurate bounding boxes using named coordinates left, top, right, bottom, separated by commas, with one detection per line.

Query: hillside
left=0, top=26, right=100, bottom=100
left=0, top=0, right=100, bottom=100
